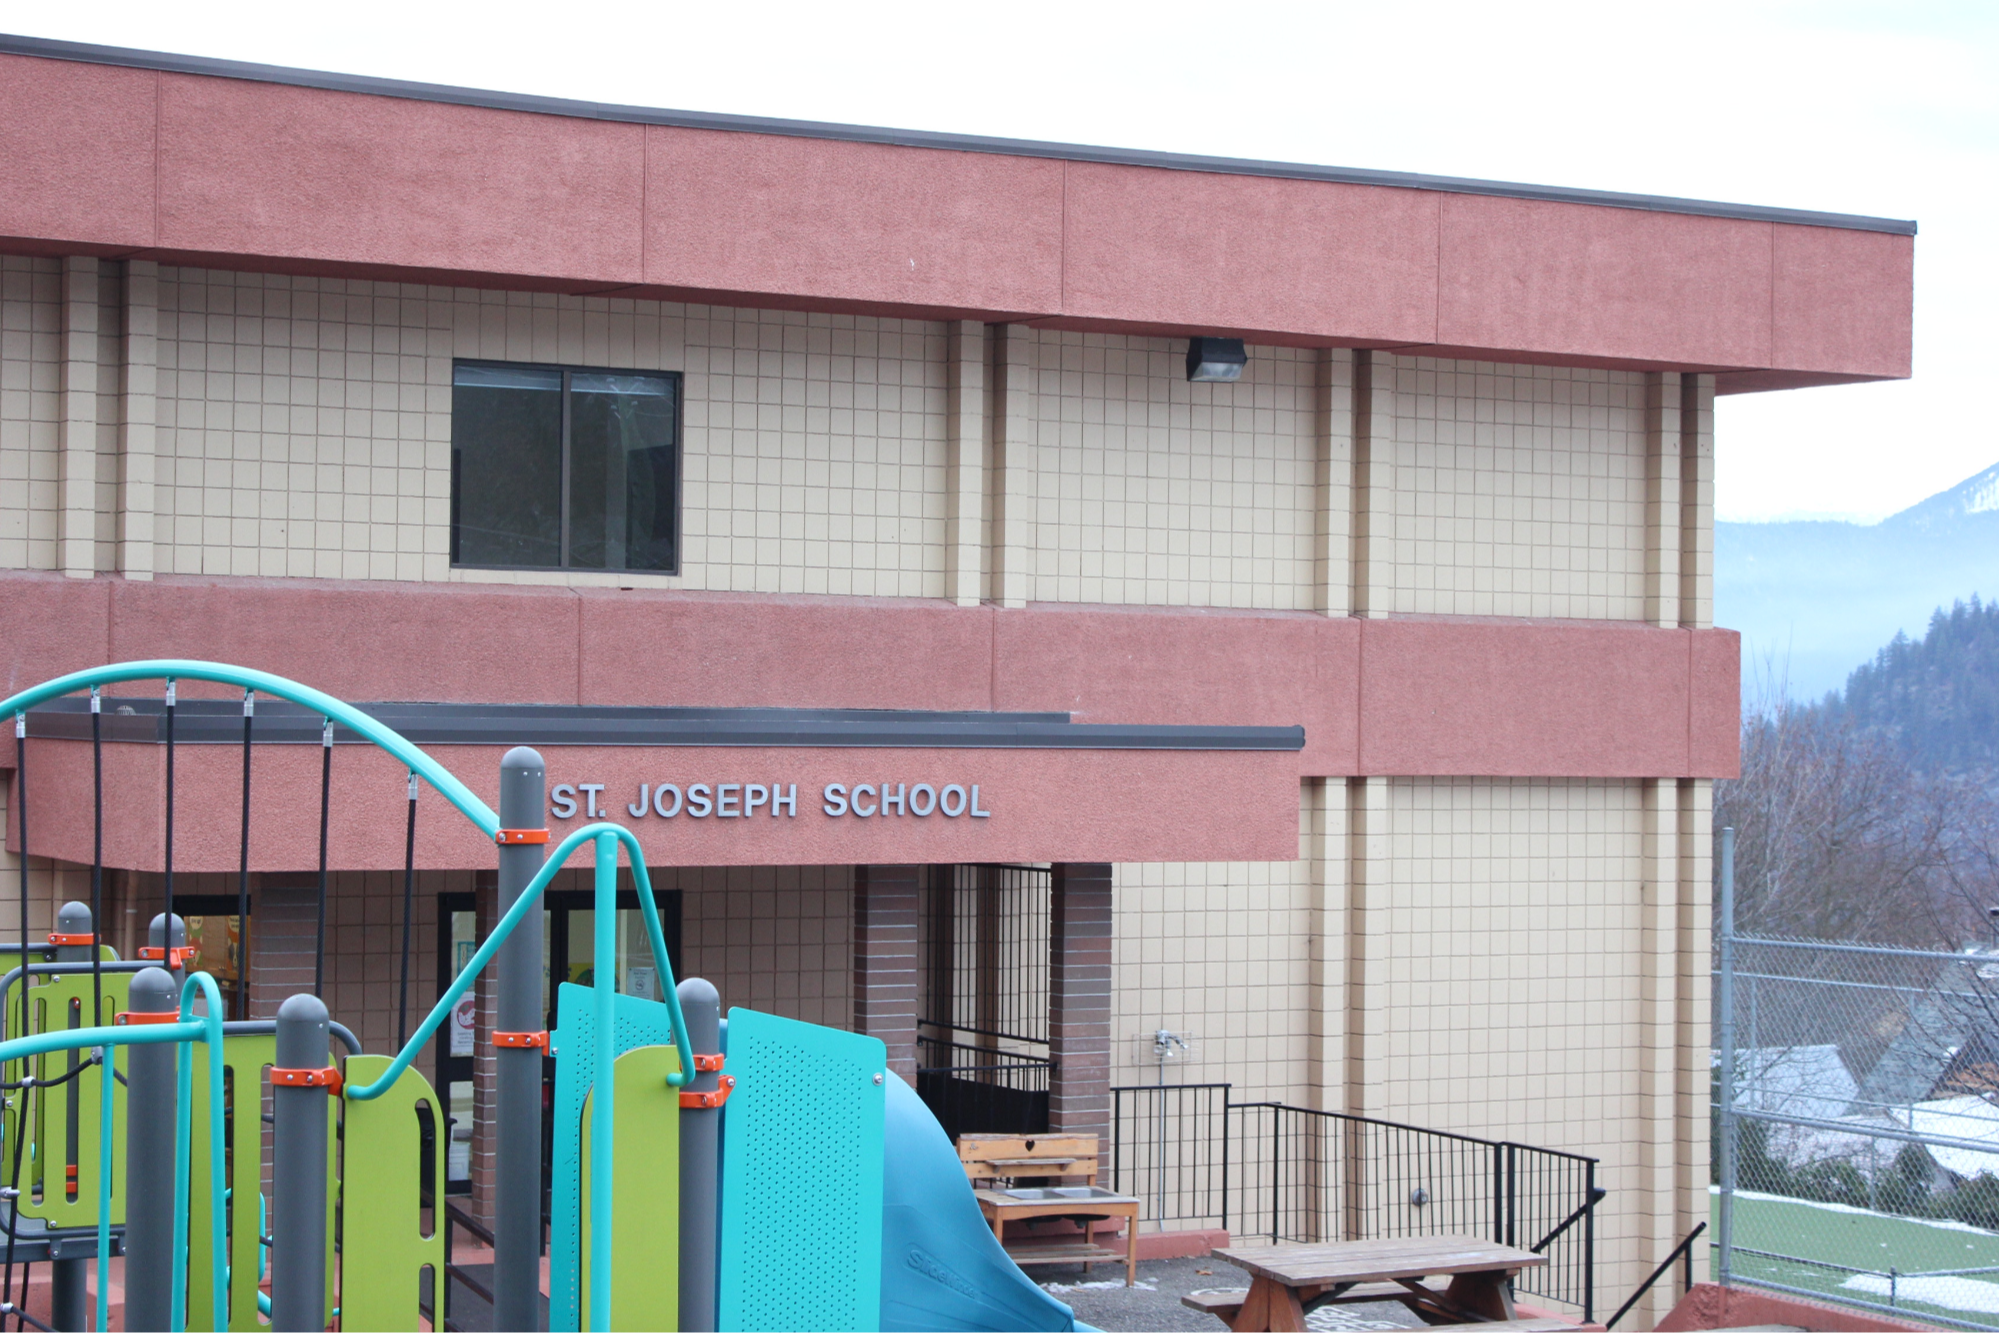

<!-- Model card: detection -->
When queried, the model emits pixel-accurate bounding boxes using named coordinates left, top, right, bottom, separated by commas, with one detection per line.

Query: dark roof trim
left=0, top=33, right=1916, bottom=238
left=25, top=698, right=1306, bottom=753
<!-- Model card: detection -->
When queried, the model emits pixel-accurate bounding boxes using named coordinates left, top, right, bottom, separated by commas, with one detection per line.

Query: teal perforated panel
left=550, top=983, right=675, bottom=1333
left=716, top=1008, right=886, bottom=1332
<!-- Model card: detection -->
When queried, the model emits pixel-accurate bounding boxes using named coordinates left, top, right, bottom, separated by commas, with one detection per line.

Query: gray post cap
left=147, top=913, right=187, bottom=949
left=275, top=992, right=331, bottom=1067
left=56, top=901, right=91, bottom=935
left=129, top=967, right=177, bottom=1013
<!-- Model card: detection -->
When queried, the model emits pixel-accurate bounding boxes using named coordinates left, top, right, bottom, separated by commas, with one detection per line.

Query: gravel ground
left=1034, top=1255, right=1431, bottom=1333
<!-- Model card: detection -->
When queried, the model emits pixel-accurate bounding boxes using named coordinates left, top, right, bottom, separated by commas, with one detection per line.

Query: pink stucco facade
left=0, top=49, right=1910, bottom=392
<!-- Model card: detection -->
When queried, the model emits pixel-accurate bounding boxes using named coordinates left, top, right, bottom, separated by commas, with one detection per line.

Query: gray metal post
left=678, top=978, right=722, bottom=1333
left=496, top=748, right=548, bottom=1333
left=122, top=966, right=179, bottom=1333
left=48, top=903, right=89, bottom=1331
left=146, top=911, right=187, bottom=975
left=1716, top=825, right=1737, bottom=1288
left=47, top=1258, right=85, bottom=1333
left=271, top=992, right=330, bottom=1332
left=53, top=901, right=90, bottom=963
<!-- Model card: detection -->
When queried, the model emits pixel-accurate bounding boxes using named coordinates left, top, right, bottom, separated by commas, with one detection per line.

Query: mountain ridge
left=1717, top=462, right=1999, bottom=701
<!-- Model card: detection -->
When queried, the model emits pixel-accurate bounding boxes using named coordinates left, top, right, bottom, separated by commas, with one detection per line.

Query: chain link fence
left=1716, top=832, right=1999, bottom=1327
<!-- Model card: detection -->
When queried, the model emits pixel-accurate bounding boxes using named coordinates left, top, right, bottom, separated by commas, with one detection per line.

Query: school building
left=0, top=31, right=1914, bottom=1327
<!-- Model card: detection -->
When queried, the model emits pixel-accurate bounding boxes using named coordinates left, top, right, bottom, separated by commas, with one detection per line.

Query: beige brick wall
left=1108, top=789, right=1316, bottom=1102
left=4, top=264, right=1672, bottom=625
left=658, top=863, right=853, bottom=1030
left=150, top=267, right=950, bottom=593
left=1018, top=330, right=1320, bottom=609
left=1368, top=777, right=1675, bottom=1315
left=0, top=256, right=61, bottom=572
left=1113, top=777, right=1703, bottom=1311
left=1367, top=355, right=1650, bottom=620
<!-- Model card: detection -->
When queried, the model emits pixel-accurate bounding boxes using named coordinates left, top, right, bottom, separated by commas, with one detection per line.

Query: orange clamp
left=116, top=1011, right=179, bottom=1026
left=272, top=1066, right=343, bottom=1095
left=494, top=1030, right=548, bottom=1051
left=495, top=828, right=550, bottom=845
left=680, top=1073, right=735, bottom=1110
left=47, top=932, right=95, bottom=947
left=137, top=945, right=197, bottom=968
left=693, top=1053, right=725, bottom=1073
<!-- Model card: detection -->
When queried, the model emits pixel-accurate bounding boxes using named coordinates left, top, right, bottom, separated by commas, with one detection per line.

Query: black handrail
left=1606, top=1222, right=1708, bottom=1329
left=1532, top=1186, right=1609, bottom=1254
left=916, top=1018, right=1051, bottom=1050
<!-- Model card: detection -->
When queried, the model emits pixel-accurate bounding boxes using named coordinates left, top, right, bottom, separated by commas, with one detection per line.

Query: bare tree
left=1718, top=698, right=1977, bottom=947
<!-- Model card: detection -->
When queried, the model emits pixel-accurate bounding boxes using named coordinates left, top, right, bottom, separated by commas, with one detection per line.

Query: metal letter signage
left=551, top=781, right=990, bottom=824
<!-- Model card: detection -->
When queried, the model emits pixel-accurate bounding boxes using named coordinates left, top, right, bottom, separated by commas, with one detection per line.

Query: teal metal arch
left=1, top=659, right=500, bottom=837
left=0, top=661, right=696, bottom=1332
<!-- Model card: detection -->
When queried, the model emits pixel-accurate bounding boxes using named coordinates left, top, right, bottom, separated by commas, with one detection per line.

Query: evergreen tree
left=1829, top=597, right=1999, bottom=775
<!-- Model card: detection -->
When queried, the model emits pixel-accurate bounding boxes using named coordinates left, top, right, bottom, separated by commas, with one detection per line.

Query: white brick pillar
left=57, top=256, right=99, bottom=579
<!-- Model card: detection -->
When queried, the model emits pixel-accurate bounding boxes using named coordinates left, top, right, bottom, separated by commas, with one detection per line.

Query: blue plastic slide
left=880, top=1074, right=1101, bottom=1331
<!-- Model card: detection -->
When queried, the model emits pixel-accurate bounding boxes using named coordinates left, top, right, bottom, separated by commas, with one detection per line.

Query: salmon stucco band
left=0, top=30, right=1911, bottom=1331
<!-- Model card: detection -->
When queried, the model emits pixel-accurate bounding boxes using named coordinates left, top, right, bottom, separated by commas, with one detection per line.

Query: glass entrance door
left=437, top=892, right=478, bottom=1194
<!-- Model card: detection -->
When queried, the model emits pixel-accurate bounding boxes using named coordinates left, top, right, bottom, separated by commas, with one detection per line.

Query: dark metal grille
left=1112, top=1084, right=1601, bottom=1320
left=916, top=864, right=1053, bottom=1137
left=913, top=1036, right=1054, bottom=1140
left=920, top=864, right=1050, bottom=1044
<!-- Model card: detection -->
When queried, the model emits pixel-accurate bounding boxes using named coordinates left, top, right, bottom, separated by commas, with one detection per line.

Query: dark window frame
left=449, top=358, right=684, bottom=576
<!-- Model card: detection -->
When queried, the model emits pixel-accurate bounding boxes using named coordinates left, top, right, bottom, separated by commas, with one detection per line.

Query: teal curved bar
left=0, top=659, right=500, bottom=837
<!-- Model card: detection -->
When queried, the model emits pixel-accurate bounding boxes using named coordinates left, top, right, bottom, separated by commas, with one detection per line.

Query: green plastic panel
left=183, top=1033, right=337, bottom=1332
left=339, top=1055, right=447, bottom=1332
left=717, top=1008, right=886, bottom=1332
left=551, top=982, right=676, bottom=1332
left=12, top=966, right=130, bottom=1229
left=580, top=1044, right=681, bottom=1331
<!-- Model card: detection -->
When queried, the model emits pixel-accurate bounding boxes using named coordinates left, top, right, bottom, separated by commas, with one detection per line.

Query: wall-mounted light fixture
left=1185, top=337, right=1248, bottom=383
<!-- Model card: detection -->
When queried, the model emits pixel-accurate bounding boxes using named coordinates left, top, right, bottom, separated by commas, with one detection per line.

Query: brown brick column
left=1049, top=863, right=1114, bottom=1146
left=246, top=878, right=317, bottom=1017
left=852, top=865, right=921, bottom=1082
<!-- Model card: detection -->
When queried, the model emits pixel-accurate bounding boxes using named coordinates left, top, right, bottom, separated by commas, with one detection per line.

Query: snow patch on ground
left=1304, top=1310, right=1417, bottom=1331
left=1843, top=1272, right=1999, bottom=1315
left=1715, top=1184, right=1999, bottom=1237
left=1041, top=1279, right=1157, bottom=1293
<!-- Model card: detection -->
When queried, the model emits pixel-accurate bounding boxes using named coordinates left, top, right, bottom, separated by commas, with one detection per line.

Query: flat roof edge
left=0, top=32, right=1918, bottom=238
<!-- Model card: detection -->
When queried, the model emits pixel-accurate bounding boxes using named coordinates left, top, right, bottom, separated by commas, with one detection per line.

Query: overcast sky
left=14, top=1, right=1995, bottom=523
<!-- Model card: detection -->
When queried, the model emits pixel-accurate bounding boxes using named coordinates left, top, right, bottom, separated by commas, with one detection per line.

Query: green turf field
left=1718, top=1189, right=1999, bottom=1326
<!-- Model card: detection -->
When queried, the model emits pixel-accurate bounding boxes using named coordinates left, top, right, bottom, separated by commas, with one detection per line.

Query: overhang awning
left=8, top=702, right=1308, bottom=871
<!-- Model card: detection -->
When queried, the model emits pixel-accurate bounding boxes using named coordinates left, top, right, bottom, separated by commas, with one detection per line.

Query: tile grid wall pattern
left=0, top=256, right=60, bottom=572
left=663, top=864, right=853, bottom=1030
left=1377, top=355, right=1649, bottom=620
left=1022, top=330, right=1319, bottom=609
left=4, top=263, right=1669, bottom=621
left=149, top=267, right=951, bottom=593
left=1109, top=785, right=1316, bottom=1103
left=92, top=265, right=123, bottom=574
left=1378, top=777, right=1650, bottom=1309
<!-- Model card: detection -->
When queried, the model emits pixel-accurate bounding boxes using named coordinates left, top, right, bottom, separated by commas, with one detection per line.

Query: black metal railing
left=1111, top=1084, right=1602, bottom=1321
left=921, top=864, right=1051, bottom=1048
left=915, top=1026, right=1054, bottom=1140
left=1606, top=1222, right=1705, bottom=1328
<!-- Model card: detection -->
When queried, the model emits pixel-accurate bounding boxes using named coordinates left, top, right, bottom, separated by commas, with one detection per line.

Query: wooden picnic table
left=1191, top=1235, right=1552, bottom=1332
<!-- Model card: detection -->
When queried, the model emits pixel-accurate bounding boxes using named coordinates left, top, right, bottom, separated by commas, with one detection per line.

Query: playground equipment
left=0, top=661, right=1089, bottom=1332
